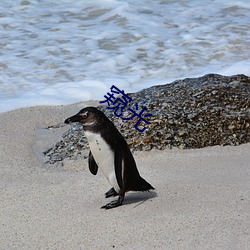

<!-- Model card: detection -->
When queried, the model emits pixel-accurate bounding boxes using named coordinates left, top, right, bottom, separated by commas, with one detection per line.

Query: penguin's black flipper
left=114, top=146, right=124, bottom=190
left=88, top=151, right=98, bottom=175
left=105, top=187, right=118, bottom=198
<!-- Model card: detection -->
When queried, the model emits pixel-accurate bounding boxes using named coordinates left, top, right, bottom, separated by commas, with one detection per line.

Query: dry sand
left=0, top=102, right=249, bottom=249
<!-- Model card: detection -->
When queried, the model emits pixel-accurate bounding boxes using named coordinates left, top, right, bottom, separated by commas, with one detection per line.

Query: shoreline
left=0, top=103, right=249, bottom=249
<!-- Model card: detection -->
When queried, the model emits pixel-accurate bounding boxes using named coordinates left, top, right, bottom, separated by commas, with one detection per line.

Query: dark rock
left=43, top=74, right=250, bottom=164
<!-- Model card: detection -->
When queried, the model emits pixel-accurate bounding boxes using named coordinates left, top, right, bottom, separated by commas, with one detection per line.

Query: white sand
left=0, top=103, right=249, bottom=249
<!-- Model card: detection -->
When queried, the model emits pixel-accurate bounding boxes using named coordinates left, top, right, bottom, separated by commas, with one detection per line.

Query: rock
left=43, top=74, right=250, bottom=164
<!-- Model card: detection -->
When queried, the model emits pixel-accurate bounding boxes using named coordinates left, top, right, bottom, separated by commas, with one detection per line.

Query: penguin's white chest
left=85, top=131, right=120, bottom=192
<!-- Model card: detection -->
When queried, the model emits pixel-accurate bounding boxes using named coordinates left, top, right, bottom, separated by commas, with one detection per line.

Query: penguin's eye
left=79, top=112, right=88, bottom=119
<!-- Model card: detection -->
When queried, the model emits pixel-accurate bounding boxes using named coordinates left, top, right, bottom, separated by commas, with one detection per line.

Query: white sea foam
left=0, top=0, right=249, bottom=112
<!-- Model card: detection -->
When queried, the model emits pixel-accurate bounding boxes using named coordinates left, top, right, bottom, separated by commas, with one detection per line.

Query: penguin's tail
left=132, top=176, right=154, bottom=192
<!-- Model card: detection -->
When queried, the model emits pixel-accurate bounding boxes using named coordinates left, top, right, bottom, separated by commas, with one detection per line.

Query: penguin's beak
left=64, top=114, right=81, bottom=124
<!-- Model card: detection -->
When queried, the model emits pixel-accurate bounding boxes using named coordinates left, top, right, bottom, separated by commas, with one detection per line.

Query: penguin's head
left=65, top=107, right=109, bottom=129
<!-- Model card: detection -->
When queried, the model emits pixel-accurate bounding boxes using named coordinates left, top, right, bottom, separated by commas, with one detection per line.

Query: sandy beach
left=0, top=102, right=249, bottom=249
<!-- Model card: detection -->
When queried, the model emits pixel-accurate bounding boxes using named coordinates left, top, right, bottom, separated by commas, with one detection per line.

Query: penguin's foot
left=105, top=187, right=118, bottom=198
left=101, top=196, right=124, bottom=209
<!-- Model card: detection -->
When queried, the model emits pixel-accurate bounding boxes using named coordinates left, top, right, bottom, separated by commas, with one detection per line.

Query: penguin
left=65, top=107, right=154, bottom=209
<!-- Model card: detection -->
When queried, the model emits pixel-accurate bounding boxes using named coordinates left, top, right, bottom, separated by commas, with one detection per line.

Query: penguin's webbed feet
left=105, top=187, right=118, bottom=198
left=101, top=196, right=124, bottom=209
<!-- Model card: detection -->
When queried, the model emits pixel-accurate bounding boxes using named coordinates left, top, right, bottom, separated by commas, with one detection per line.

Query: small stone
left=178, top=130, right=187, bottom=136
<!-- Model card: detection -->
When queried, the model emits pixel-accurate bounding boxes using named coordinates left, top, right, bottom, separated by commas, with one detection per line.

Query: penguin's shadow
left=123, top=191, right=157, bottom=208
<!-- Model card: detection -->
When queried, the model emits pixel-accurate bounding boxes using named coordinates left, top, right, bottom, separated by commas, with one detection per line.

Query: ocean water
left=0, top=0, right=250, bottom=112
